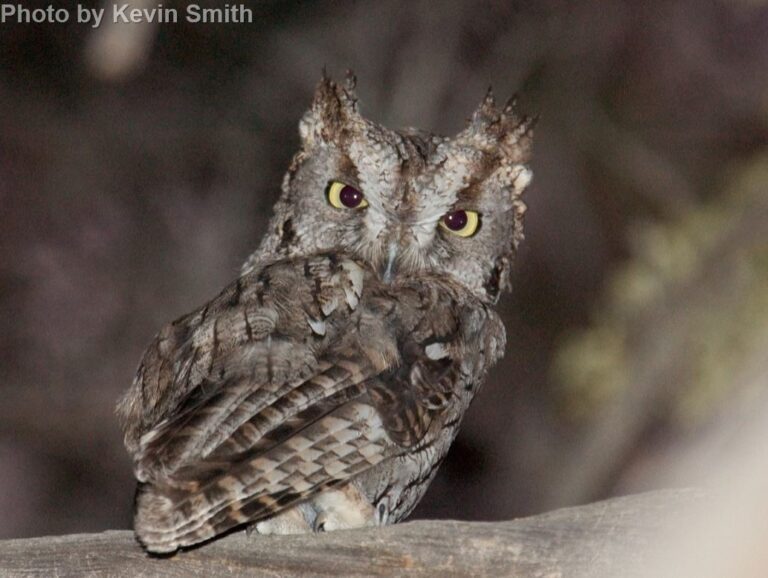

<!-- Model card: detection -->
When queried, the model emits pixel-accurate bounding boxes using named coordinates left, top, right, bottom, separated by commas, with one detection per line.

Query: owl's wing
left=136, top=374, right=392, bottom=553
left=118, top=255, right=480, bottom=553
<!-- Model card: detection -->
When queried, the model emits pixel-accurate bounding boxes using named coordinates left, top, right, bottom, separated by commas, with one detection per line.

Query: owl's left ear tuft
left=299, top=72, right=362, bottom=147
left=459, top=88, right=537, bottom=166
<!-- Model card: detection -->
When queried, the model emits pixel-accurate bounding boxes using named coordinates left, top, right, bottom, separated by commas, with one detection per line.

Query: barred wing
left=117, top=255, right=493, bottom=553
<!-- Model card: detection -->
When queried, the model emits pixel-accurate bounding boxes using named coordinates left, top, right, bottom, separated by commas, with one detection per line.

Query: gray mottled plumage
left=117, top=74, right=534, bottom=553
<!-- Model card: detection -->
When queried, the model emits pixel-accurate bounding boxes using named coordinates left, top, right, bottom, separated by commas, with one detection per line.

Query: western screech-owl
left=117, top=74, right=534, bottom=553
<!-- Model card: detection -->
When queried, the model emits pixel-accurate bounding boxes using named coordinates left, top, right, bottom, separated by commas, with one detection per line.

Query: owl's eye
left=327, top=181, right=368, bottom=209
left=439, top=210, right=480, bottom=237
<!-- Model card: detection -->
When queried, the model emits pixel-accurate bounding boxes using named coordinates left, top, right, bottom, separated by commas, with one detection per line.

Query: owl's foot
left=311, top=486, right=376, bottom=532
left=248, top=503, right=313, bottom=535
left=247, top=485, right=376, bottom=536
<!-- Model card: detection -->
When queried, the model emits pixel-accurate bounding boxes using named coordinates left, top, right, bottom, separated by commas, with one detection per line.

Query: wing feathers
left=137, top=353, right=374, bottom=480
left=135, top=401, right=389, bottom=552
left=121, top=254, right=499, bottom=554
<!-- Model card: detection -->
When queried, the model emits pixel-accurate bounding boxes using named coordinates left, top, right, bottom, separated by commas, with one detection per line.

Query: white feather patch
left=425, top=342, right=449, bottom=360
left=341, top=260, right=364, bottom=309
left=514, top=167, right=533, bottom=191
left=321, top=298, right=338, bottom=317
left=307, top=317, right=327, bottom=336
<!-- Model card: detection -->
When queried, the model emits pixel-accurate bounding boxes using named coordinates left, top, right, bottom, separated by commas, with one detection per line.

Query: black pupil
left=444, top=210, right=468, bottom=231
left=339, top=185, right=363, bottom=207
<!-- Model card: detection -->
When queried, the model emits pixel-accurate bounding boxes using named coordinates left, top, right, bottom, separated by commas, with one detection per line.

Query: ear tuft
left=456, top=88, right=536, bottom=165
left=299, top=72, right=362, bottom=146
left=344, top=69, right=357, bottom=92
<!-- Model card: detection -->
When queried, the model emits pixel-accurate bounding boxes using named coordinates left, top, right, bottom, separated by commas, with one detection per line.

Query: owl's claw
left=310, top=487, right=376, bottom=532
left=248, top=505, right=314, bottom=535
left=313, top=514, right=328, bottom=533
left=245, top=522, right=259, bottom=537
left=312, top=511, right=348, bottom=533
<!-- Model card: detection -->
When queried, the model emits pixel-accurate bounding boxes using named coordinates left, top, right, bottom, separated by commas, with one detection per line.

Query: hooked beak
left=381, top=242, right=398, bottom=283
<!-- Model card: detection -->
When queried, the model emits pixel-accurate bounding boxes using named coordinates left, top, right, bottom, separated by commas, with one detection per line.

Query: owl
left=117, top=73, right=533, bottom=553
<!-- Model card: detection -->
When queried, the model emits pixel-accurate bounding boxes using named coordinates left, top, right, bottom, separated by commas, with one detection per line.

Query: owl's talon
left=313, top=511, right=329, bottom=532
left=252, top=506, right=313, bottom=535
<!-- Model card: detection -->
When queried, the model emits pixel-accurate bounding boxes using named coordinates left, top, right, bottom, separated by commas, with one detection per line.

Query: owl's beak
left=381, top=242, right=399, bottom=283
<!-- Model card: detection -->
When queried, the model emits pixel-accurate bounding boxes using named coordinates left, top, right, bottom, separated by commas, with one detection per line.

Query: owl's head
left=249, top=74, right=534, bottom=303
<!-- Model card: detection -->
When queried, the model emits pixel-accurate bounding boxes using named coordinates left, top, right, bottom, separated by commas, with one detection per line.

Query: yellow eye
left=327, top=181, right=368, bottom=209
left=439, top=210, right=480, bottom=237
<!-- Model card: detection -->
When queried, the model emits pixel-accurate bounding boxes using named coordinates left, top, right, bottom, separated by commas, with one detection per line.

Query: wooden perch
left=0, top=489, right=701, bottom=577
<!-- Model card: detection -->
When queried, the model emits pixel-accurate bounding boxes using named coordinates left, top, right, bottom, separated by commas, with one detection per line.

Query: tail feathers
left=134, top=402, right=389, bottom=553
left=135, top=442, right=383, bottom=553
left=134, top=482, right=310, bottom=553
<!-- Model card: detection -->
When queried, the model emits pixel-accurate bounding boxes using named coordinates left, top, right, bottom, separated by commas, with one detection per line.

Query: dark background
left=1, top=0, right=767, bottom=539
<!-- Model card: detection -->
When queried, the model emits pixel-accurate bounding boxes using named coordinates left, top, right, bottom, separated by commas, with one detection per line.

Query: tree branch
left=0, top=489, right=701, bottom=577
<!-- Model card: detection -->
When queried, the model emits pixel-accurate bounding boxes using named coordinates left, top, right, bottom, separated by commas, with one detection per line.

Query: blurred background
left=1, top=0, right=767, bottom=541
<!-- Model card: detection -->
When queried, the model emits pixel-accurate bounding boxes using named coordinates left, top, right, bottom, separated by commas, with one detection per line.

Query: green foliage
left=555, top=155, right=768, bottom=426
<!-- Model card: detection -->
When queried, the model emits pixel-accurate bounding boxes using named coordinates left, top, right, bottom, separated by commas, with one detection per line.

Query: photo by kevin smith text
left=0, top=4, right=254, bottom=26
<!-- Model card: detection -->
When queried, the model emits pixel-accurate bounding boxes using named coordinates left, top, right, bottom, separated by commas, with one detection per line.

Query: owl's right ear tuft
left=299, top=73, right=362, bottom=147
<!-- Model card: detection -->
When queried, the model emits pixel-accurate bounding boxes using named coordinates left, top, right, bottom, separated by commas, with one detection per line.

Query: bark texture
left=0, top=490, right=700, bottom=578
